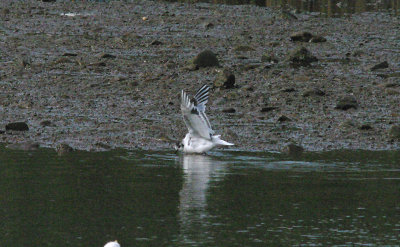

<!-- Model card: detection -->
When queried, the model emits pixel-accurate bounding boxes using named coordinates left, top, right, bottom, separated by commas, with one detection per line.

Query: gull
left=104, top=241, right=120, bottom=247
left=176, top=84, right=234, bottom=154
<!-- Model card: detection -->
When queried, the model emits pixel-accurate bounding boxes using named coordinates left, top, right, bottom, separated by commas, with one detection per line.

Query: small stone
left=286, top=46, right=318, bottom=66
left=290, top=31, right=313, bottom=42
left=335, top=95, right=358, bottom=110
left=40, top=120, right=55, bottom=127
left=98, top=53, right=116, bottom=59
left=214, top=69, right=235, bottom=89
left=192, top=50, right=220, bottom=68
left=277, top=115, right=291, bottom=122
left=150, top=40, right=163, bottom=45
left=62, top=52, right=78, bottom=57
left=260, top=107, right=278, bottom=113
left=282, top=87, right=296, bottom=93
left=201, top=22, right=214, bottom=29
left=282, top=143, right=304, bottom=156
left=5, top=122, right=29, bottom=131
left=56, top=143, right=74, bottom=155
left=302, top=88, right=325, bottom=97
left=359, top=124, right=373, bottom=130
left=389, top=125, right=400, bottom=139
left=370, top=61, right=389, bottom=71
left=310, top=36, right=327, bottom=43
left=233, top=45, right=255, bottom=52
left=222, top=108, right=236, bottom=113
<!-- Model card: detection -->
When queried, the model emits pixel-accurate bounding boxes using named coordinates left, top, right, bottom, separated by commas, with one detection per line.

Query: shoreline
left=0, top=0, right=399, bottom=152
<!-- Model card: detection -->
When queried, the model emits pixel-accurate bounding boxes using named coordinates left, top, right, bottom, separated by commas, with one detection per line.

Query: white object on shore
left=104, top=240, right=120, bottom=247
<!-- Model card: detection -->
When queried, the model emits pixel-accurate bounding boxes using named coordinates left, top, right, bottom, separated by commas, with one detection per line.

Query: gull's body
left=178, top=85, right=234, bottom=154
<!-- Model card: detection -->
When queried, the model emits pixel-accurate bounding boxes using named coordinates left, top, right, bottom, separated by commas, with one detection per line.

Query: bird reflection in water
left=177, top=154, right=227, bottom=244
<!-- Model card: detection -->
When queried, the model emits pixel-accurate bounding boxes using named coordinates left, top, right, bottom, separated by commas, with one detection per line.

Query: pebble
left=222, top=108, right=236, bottom=113
left=6, top=122, right=29, bottom=131
left=260, top=106, right=278, bottom=113
left=370, top=61, right=389, bottom=71
left=192, top=50, right=220, bottom=68
left=277, top=115, right=291, bottom=122
left=389, top=125, right=400, bottom=139
left=335, top=95, right=358, bottom=110
left=282, top=143, right=304, bottom=156
left=302, top=88, right=325, bottom=97
left=214, top=69, right=235, bottom=89
left=286, top=46, right=318, bottom=66
left=56, top=143, right=74, bottom=155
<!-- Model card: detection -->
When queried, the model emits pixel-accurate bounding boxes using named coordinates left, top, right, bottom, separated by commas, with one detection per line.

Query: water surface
left=0, top=146, right=399, bottom=246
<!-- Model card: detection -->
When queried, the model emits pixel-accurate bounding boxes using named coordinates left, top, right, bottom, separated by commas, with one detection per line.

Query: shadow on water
left=163, top=0, right=400, bottom=16
left=0, top=145, right=399, bottom=246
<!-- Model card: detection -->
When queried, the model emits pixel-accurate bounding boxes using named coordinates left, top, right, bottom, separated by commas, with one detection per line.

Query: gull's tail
left=212, top=135, right=234, bottom=146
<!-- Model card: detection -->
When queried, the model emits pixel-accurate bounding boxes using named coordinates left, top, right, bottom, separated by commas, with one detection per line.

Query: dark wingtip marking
left=191, top=108, right=199, bottom=115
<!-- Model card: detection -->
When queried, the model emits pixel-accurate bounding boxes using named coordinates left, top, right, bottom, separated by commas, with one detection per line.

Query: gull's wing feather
left=181, top=85, right=214, bottom=139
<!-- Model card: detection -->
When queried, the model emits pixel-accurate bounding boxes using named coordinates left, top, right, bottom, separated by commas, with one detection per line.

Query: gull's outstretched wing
left=181, top=85, right=214, bottom=140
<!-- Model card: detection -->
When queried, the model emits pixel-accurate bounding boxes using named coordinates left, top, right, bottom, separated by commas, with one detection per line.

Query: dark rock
left=302, top=88, right=325, bottom=97
left=98, top=53, right=116, bottom=59
left=150, top=40, right=163, bottom=45
left=286, top=47, right=318, bottom=66
left=201, top=22, right=214, bottom=29
left=62, top=52, right=78, bottom=57
left=370, top=61, right=389, bottom=71
left=40, top=120, right=55, bottom=127
left=359, top=124, right=373, bottom=130
left=282, top=87, right=296, bottom=93
left=6, top=142, right=40, bottom=151
left=290, top=31, right=313, bottom=42
left=192, top=50, right=220, bottom=68
left=310, top=36, right=327, bottom=43
left=277, top=115, right=291, bottom=122
left=261, top=107, right=278, bottom=112
left=42, top=0, right=56, bottom=2
left=389, top=125, right=400, bottom=139
left=282, top=143, right=304, bottom=156
left=56, top=143, right=74, bottom=155
left=222, top=108, right=236, bottom=113
left=6, top=122, right=29, bottom=131
left=214, top=69, right=235, bottom=89
left=335, top=95, right=358, bottom=110
left=0, top=130, right=4, bottom=134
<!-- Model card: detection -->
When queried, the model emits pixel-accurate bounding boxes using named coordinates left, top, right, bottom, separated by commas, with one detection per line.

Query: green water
left=0, top=146, right=399, bottom=246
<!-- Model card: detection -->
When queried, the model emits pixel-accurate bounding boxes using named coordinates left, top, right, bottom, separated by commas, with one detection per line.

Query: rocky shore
left=0, top=0, right=399, bottom=152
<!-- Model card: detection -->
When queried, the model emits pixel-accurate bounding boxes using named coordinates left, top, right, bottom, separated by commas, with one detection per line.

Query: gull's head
left=174, top=142, right=184, bottom=152
left=104, top=240, right=120, bottom=247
